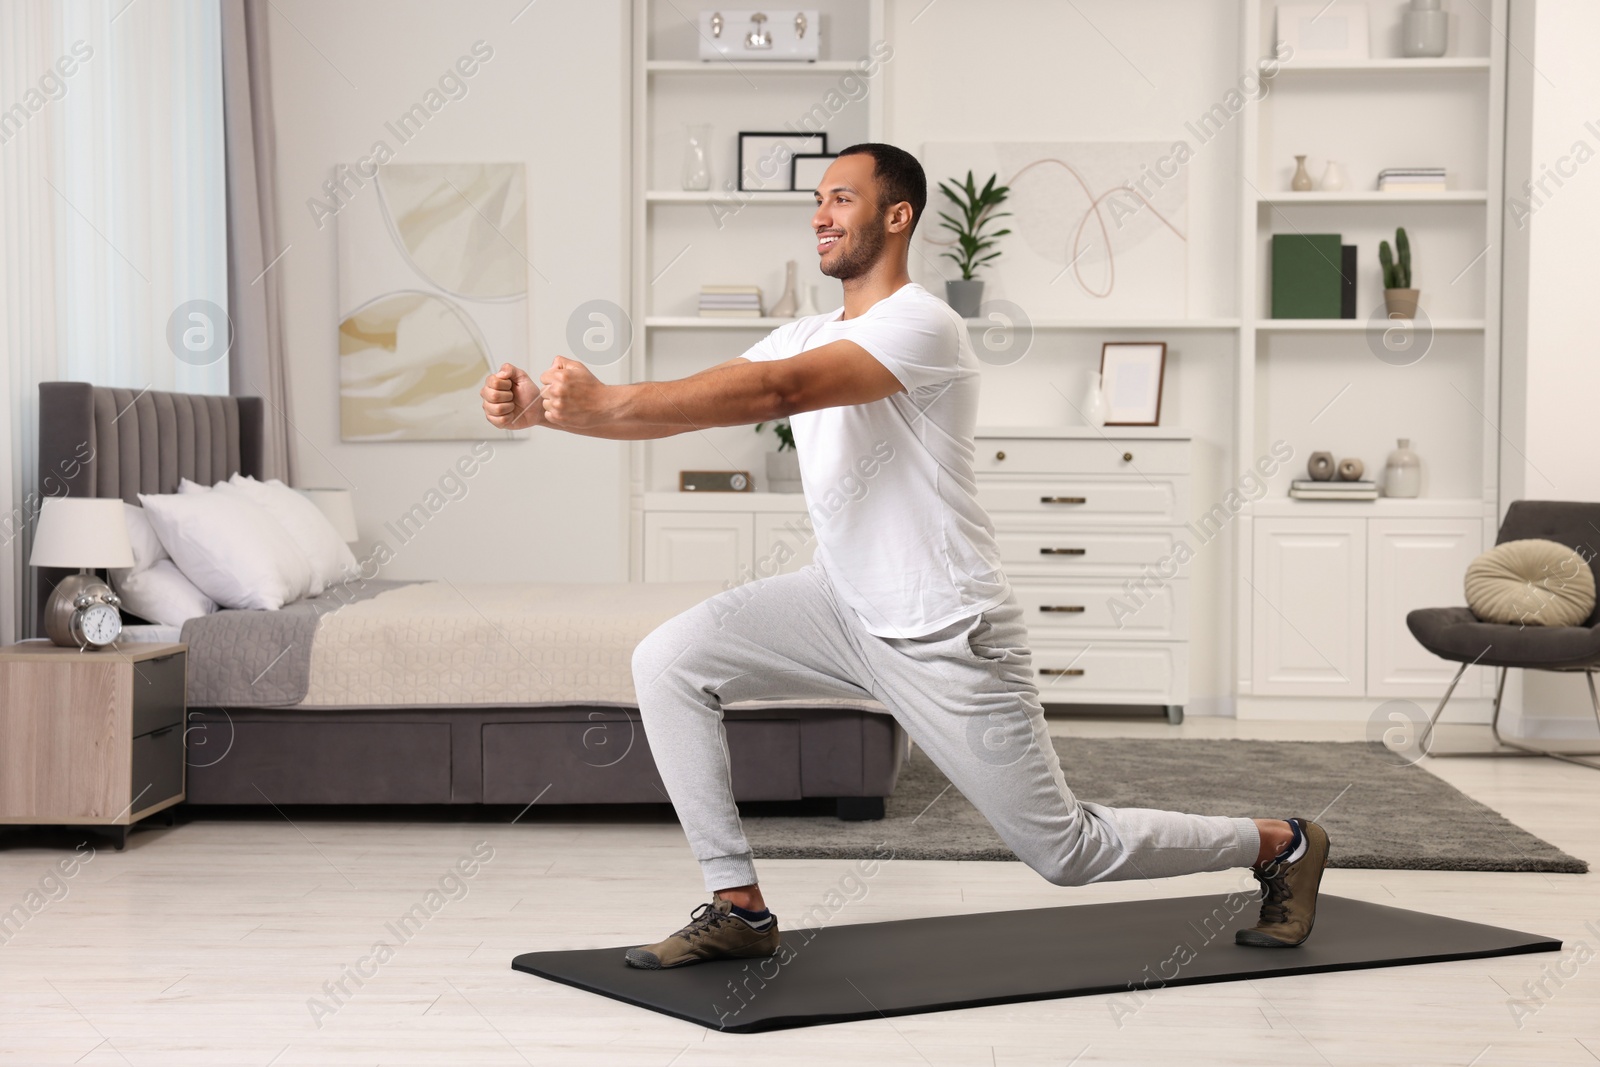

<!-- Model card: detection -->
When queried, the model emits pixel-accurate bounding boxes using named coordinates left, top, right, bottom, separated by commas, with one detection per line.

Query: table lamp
left=30, top=497, right=135, bottom=648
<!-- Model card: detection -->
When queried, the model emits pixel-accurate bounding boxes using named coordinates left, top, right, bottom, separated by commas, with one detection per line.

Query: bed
left=37, top=382, right=905, bottom=818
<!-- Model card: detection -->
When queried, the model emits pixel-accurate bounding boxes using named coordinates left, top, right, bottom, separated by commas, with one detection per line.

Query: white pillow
left=114, top=558, right=216, bottom=626
left=225, top=474, right=356, bottom=593
left=137, top=489, right=314, bottom=610
left=110, top=503, right=167, bottom=587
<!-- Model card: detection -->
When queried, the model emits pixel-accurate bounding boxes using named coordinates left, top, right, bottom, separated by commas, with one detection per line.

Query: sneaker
left=623, top=896, right=781, bottom=970
left=1235, top=819, right=1331, bottom=948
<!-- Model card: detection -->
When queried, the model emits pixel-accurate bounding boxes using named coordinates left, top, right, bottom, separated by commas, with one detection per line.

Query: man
left=481, top=143, right=1330, bottom=970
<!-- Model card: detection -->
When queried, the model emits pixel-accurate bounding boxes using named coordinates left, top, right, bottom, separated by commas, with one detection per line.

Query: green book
left=1271, top=234, right=1343, bottom=319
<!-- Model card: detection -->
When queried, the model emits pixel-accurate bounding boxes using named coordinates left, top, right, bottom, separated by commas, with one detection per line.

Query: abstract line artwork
left=920, top=142, right=1188, bottom=317
left=338, top=163, right=528, bottom=441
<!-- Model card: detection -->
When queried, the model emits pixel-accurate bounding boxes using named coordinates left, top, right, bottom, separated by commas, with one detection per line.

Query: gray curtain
left=221, top=0, right=293, bottom=482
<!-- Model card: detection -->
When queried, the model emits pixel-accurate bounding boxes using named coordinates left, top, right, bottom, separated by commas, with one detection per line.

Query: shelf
left=1256, top=192, right=1487, bottom=204
left=642, top=491, right=807, bottom=511
left=646, top=191, right=815, bottom=203
left=647, top=316, right=790, bottom=328
left=1250, top=497, right=1487, bottom=518
left=976, top=425, right=1192, bottom=440
left=1261, top=57, right=1491, bottom=72
left=962, top=318, right=1241, bottom=330
left=646, top=60, right=865, bottom=73
left=1252, top=319, right=1485, bottom=332
left=646, top=316, right=1245, bottom=330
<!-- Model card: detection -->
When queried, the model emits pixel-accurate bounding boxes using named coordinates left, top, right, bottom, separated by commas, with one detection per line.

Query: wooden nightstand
left=0, top=641, right=186, bottom=849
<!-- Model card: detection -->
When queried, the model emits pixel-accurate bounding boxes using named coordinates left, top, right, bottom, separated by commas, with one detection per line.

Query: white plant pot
left=766, top=450, right=802, bottom=493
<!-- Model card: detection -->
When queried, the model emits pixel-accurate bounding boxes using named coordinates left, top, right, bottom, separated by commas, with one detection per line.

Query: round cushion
left=1464, top=538, right=1596, bottom=627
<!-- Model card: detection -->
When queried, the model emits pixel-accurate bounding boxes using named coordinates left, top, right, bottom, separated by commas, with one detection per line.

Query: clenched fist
left=537, top=356, right=612, bottom=429
left=481, top=363, right=545, bottom=430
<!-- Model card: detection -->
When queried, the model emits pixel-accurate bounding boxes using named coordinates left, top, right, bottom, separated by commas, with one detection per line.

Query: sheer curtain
left=0, top=0, right=226, bottom=641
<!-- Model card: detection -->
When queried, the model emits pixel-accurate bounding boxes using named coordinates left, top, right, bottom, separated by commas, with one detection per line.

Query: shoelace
left=674, top=901, right=734, bottom=943
left=1253, top=865, right=1294, bottom=925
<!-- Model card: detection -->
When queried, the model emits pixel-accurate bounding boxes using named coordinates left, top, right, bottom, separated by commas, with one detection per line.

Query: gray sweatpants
left=632, top=561, right=1260, bottom=892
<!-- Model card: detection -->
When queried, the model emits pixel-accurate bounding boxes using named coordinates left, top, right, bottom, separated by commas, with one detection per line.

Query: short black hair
left=836, top=142, right=927, bottom=238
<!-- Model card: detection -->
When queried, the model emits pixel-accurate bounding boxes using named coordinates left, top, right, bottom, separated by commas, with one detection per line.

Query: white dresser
left=975, top=428, right=1191, bottom=724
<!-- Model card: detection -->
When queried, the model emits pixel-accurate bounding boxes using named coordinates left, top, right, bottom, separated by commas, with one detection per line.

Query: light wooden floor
left=1, top=717, right=1596, bottom=1066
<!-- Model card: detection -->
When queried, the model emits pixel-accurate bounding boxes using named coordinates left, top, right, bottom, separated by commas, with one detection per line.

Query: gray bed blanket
left=179, top=580, right=412, bottom=707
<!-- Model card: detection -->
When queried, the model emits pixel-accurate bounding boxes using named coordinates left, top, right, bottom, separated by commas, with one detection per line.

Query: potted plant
left=937, top=170, right=1012, bottom=318
left=756, top=418, right=801, bottom=492
left=1379, top=226, right=1419, bottom=319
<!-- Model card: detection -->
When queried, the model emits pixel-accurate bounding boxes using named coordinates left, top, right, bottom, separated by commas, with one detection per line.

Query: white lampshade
left=298, top=488, right=359, bottom=542
left=29, top=497, right=136, bottom=569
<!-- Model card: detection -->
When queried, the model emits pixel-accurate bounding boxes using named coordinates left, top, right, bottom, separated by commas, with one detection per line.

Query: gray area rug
left=744, top=739, right=1587, bottom=874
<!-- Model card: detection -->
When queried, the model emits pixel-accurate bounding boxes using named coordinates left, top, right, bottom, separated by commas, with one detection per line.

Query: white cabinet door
left=1251, top=518, right=1366, bottom=696
left=753, top=511, right=815, bottom=577
left=1367, top=517, right=1484, bottom=698
left=643, top=513, right=752, bottom=583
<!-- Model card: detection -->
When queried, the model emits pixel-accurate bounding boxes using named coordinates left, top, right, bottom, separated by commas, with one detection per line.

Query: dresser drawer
left=995, top=526, right=1184, bottom=575
left=975, top=437, right=1190, bottom=476
left=1030, top=642, right=1187, bottom=705
left=1012, top=578, right=1187, bottom=639
left=977, top=476, right=1186, bottom=523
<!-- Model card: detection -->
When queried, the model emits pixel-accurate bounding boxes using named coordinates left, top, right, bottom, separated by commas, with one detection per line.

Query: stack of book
left=698, top=285, right=763, bottom=317
left=1289, top=479, right=1379, bottom=501
left=1377, top=167, right=1447, bottom=193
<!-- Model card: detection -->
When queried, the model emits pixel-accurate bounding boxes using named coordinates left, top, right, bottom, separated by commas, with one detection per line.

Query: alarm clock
left=43, top=572, right=123, bottom=650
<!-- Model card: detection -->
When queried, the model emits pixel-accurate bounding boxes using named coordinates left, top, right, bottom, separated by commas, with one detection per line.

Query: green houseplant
left=937, top=170, right=1011, bottom=318
left=1379, top=226, right=1419, bottom=319
left=756, top=418, right=800, bottom=492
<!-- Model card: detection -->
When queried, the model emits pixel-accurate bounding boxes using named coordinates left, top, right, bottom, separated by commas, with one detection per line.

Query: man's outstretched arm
left=481, top=341, right=904, bottom=440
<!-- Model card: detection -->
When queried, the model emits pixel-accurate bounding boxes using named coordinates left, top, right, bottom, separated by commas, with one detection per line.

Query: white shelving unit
left=1233, top=0, right=1507, bottom=712
left=629, top=0, right=886, bottom=579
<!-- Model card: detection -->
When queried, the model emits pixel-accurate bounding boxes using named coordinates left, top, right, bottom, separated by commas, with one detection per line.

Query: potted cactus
left=756, top=418, right=801, bottom=493
left=937, top=170, right=1012, bottom=318
left=1379, top=227, right=1419, bottom=319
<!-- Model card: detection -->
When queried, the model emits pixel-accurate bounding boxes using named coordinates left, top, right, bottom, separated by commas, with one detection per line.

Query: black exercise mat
left=512, top=895, right=1559, bottom=1033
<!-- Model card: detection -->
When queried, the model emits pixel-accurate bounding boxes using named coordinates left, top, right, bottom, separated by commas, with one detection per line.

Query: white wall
left=266, top=0, right=631, bottom=582
left=1500, top=0, right=1600, bottom=735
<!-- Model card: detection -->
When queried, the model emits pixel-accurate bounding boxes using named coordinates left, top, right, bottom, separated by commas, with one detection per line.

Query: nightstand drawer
left=131, top=652, right=185, bottom=736
left=130, top=723, right=183, bottom=814
left=977, top=476, right=1185, bottom=523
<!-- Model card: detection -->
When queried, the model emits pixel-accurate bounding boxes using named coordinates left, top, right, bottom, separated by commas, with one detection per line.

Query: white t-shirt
left=741, top=281, right=1009, bottom=637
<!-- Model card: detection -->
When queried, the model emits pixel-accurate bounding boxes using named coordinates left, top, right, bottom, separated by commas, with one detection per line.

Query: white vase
left=1318, top=160, right=1347, bottom=192
left=771, top=260, right=799, bottom=318
left=681, top=123, right=711, bottom=191
left=1081, top=377, right=1107, bottom=427
left=1383, top=438, right=1422, bottom=498
left=795, top=284, right=819, bottom=316
left=765, top=450, right=802, bottom=493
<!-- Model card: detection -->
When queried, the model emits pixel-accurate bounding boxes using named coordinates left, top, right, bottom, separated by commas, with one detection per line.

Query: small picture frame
left=1099, top=342, right=1167, bottom=426
left=1274, top=3, right=1370, bottom=62
left=791, top=153, right=838, bottom=193
left=738, top=131, right=827, bottom=192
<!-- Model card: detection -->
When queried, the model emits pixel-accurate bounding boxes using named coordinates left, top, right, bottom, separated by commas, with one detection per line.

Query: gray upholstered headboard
left=34, top=381, right=265, bottom=629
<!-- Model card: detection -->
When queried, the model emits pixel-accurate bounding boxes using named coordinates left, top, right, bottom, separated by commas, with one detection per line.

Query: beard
left=819, top=214, right=888, bottom=281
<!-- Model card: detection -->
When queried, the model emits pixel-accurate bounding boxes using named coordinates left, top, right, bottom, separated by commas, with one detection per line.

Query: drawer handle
left=1039, top=547, right=1086, bottom=556
left=1123, top=451, right=1133, bottom=462
left=1040, top=668, right=1085, bottom=677
left=1039, top=605, right=1085, bottom=613
left=995, top=450, right=1006, bottom=461
left=1040, top=496, right=1087, bottom=505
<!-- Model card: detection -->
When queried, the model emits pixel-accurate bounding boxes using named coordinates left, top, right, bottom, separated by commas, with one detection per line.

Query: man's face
left=810, top=154, right=891, bottom=281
